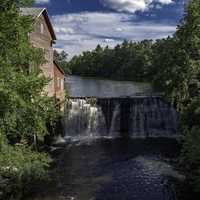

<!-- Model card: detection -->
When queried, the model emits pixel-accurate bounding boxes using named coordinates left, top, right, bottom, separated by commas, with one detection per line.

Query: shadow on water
left=28, top=138, right=184, bottom=200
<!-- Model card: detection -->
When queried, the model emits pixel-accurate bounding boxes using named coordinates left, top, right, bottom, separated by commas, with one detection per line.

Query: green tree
left=68, top=40, right=153, bottom=82
left=151, top=0, right=200, bottom=192
left=0, top=0, right=59, bottom=198
left=54, top=50, right=70, bottom=74
left=180, top=3, right=200, bottom=188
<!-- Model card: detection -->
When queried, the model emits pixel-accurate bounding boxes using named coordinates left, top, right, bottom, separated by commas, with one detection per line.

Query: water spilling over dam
left=64, top=97, right=177, bottom=139
left=63, top=76, right=177, bottom=139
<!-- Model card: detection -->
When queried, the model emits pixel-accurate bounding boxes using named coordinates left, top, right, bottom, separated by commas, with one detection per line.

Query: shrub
left=0, top=143, right=50, bottom=200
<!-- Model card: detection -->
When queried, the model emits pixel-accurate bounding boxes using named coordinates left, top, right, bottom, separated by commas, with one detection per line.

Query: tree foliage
left=68, top=40, right=153, bottom=82
left=0, top=143, right=50, bottom=200
left=0, top=0, right=59, bottom=199
left=175, top=0, right=200, bottom=192
left=54, top=50, right=71, bottom=74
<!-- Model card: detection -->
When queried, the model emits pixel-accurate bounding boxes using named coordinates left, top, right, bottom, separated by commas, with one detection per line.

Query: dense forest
left=58, top=0, right=200, bottom=193
left=0, top=0, right=60, bottom=199
left=66, top=40, right=153, bottom=82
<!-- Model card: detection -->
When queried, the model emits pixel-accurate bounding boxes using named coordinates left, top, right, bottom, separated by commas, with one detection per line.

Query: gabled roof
left=53, top=61, right=65, bottom=75
left=20, top=7, right=56, bottom=40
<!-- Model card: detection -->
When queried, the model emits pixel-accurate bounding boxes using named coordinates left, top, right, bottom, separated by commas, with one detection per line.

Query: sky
left=34, top=0, right=186, bottom=59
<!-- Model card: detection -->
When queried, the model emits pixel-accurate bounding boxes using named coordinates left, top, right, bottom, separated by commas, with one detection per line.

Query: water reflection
left=65, top=76, right=153, bottom=98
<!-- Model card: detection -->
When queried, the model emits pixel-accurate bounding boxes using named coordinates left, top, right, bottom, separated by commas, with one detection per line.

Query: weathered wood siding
left=54, top=62, right=65, bottom=110
left=29, top=14, right=55, bottom=97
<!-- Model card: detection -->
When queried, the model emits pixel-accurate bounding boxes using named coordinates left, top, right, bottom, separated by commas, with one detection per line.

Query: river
left=30, top=76, right=186, bottom=200
left=65, top=75, right=153, bottom=97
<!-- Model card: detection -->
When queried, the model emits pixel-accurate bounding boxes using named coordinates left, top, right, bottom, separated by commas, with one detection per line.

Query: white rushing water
left=63, top=97, right=177, bottom=140
left=64, top=99, right=107, bottom=138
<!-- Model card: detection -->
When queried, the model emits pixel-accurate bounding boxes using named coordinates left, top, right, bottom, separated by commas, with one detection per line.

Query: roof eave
left=53, top=61, right=65, bottom=75
left=42, top=9, right=56, bottom=41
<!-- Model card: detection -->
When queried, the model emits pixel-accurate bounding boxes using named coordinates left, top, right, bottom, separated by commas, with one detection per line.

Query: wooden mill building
left=20, top=7, right=65, bottom=109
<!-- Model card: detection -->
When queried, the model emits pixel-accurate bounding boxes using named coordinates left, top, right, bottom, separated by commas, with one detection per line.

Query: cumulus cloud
left=101, top=0, right=173, bottom=13
left=51, top=12, right=176, bottom=58
left=35, top=0, right=50, bottom=4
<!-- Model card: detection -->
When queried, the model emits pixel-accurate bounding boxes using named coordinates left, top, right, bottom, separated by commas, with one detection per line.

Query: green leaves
left=172, top=0, right=200, bottom=193
left=0, top=0, right=58, bottom=143
left=54, top=50, right=70, bottom=74
left=68, top=40, right=153, bottom=81
left=0, top=144, right=50, bottom=199
left=0, top=1, right=59, bottom=199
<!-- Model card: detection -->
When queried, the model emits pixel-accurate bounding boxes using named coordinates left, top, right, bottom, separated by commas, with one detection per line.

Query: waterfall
left=109, top=103, right=120, bottom=137
left=64, top=97, right=177, bottom=139
left=129, top=97, right=177, bottom=138
left=64, top=98, right=106, bottom=139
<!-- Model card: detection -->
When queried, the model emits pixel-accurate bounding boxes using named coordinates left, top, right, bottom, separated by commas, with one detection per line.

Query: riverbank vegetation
left=64, top=0, right=200, bottom=194
left=0, top=0, right=59, bottom=199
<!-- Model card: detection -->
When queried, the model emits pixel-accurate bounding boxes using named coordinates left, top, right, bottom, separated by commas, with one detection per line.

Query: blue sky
left=35, top=0, right=186, bottom=58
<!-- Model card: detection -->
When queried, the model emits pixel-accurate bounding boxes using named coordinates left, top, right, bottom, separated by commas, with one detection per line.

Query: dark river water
left=31, top=139, right=183, bottom=200
left=29, top=76, right=185, bottom=200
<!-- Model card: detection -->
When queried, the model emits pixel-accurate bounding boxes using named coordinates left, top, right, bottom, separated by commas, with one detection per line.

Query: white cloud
left=52, top=12, right=176, bottom=59
left=104, top=38, right=115, bottom=43
left=54, top=27, right=75, bottom=35
left=158, top=0, right=173, bottom=4
left=101, top=0, right=173, bottom=13
left=116, top=27, right=124, bottom=32
left=35, top=0, right=50, bottom=4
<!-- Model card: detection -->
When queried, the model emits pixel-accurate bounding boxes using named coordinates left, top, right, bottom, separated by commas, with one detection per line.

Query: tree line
left=65, top=40, right=153, bottom=82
